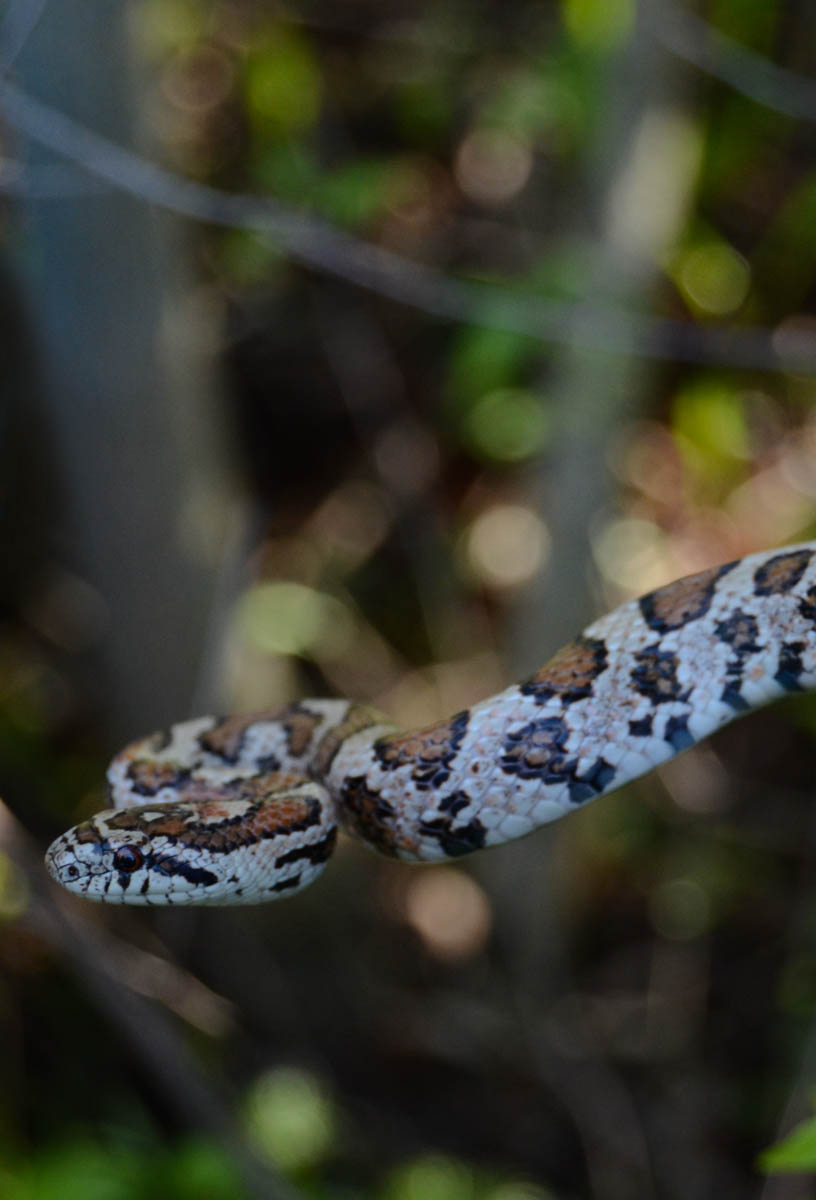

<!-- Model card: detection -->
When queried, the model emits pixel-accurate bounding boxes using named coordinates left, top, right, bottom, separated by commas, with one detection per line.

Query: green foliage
left=698, top=97, right=790, bottom=205
left=9, top=2, right=816, bottom=1197
left=560, top=0, right=634, bottom=50
left=461, top=388, right=549, bottom=463
left=381, top=1155, right=557, bottom=1200
left=243, top=29, right=322, bottom=139
left=0, top=1138, right=246, bottom=1200
left=758, top=1107, right=816, bottom=1174
left=710, top=0, right=779, bottom=49
left=244, top=1067, right=335, bottom=1172
left=447, top=327, right=530, bottom=406
left=754, top=173, right=816, bottom=308
left=382, top=1155, right=475, bottom=1200
left=671, top=378, right=749, bottom=462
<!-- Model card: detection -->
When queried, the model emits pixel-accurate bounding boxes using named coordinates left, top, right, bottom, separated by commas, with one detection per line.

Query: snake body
left=45, top=542, right=816, bottom=905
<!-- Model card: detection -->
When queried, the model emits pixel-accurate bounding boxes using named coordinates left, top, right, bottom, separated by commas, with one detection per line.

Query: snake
left=44, top=542, right=816, bottom=906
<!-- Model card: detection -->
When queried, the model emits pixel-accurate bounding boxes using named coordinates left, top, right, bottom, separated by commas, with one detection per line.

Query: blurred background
left=1, top=0, right=816, bottom=1197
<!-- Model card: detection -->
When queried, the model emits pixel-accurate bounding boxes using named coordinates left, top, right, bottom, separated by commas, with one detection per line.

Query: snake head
left=45, top=788, right=338, bottom=905
left=45, top=818, right=158, bottom=903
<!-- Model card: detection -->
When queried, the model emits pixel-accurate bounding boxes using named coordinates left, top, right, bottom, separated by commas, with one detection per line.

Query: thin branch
left=2, top=79, right=814, bottom=373
left=649, top=0, right=816, bottom=122
left=0, top=155, right=107, bottom=195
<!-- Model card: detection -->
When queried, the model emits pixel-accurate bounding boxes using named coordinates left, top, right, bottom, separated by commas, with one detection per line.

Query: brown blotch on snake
left=201, top=705, right=325, bottom=763
left=521, top=636, right=608, bottom=704
left=501, top=715, right=616, bottom=803
left=126, top=759, right=191, bottom=795
left=753, top=549, right=813, bottom=597
left=630, top=645, right=690, bottom=705
left=374, top=710, right=470, bottom=788
left=339, top=776, right=404, bottom=857
left=106, top=793, right=322, bottom=852
left=639, top=563, right=734, bottom=633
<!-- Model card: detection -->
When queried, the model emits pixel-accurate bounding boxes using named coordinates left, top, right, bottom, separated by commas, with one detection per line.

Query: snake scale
left=45, top=542, right=816, bottom=905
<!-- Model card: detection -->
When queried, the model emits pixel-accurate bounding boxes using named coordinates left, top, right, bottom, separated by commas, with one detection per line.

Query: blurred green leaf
left=250, top=142, right=321, bottom=198
left=754, top=173, right=816, bottom=308
left=382, top=1155, right=475, bottom=1200
left=8, top=1142, right=144, bottom=1200
left=244, top=29, right=322, bottom=138
left=560, top=0, right=634, bottom=49
left=447, top=326, right=530, bottom=408
left=244, top=1067, right=335, bottom=1172
left=215, top=229, right=283, bottom=285
left=317, top=159, right=411, bottom=228
left=163, top=1140, right=246, bottom=1199
left=758, top=1111, right=816, bottom=1173
left=700, top=97, right=791, bottom=201
left=461, top=388, right=549, bottom=463
left=671, top=238, right=751, bottom=317
left=710, top=0, right=779, bottom=49
left=671, top=378, right=750, bottom=489
left=480, top=68, right=581, bottom=145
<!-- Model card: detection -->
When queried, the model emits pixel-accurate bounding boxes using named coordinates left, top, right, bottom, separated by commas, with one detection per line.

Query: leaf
left=758, top=1114, right=816, bottom=1174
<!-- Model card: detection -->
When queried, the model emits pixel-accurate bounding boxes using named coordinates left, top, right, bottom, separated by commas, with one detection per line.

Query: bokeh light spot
left=464, top=505, right=550, bottom=589
left=402, top=867, right=492, bottom=961
left=592, top=517, right=668, bottom=593
left=676, top=242, right=751, bottom=316
left=236, top=582, right=354, bottom=658
left=384, top=1154, right=474, bottom=1200
left=244, top=1066, right=334, bottom=1171
left=462, top=389, right=549, bottom=463
left=161, top=44, right=234, bottom=114
left=455, top=129, right=533, bottom=206
left=244, top=31, right=321, bottom=136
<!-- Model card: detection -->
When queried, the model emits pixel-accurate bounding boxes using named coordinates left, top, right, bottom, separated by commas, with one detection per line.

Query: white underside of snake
left=45, top=542, right=816, bottom=905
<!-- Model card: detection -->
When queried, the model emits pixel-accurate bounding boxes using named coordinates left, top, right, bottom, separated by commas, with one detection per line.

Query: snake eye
left=65, top=864, right=79, bottom=880
left=113, top=845, right=144, bottom=873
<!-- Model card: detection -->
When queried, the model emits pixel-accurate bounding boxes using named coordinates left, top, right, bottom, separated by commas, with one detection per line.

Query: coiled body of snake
left=45, top=542, right=816, bottom=905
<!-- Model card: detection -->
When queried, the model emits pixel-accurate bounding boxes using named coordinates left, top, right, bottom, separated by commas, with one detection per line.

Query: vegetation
left=2, top=0, right=816, bottom=1196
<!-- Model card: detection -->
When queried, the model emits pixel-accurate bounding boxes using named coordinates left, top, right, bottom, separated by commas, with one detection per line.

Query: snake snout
left=44, top=834, right=93, bottom=894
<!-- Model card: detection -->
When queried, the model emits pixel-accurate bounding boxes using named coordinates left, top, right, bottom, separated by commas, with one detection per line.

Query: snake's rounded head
left=45, top=790, right=339, bottom=905
left=45, top=817, right=155, bottom=903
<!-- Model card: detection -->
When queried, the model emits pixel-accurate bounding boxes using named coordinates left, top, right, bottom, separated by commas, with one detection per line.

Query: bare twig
left=0, top=155, right=106, bottom=195
left=1, top=80, right=814, bottom=373
left=649, top=0, right=816, bottom=122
